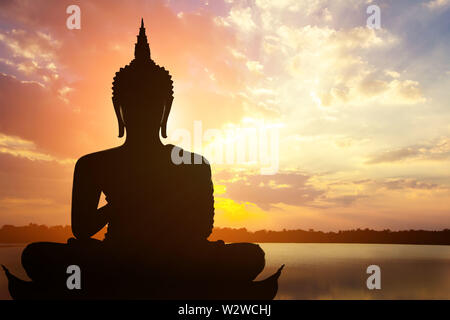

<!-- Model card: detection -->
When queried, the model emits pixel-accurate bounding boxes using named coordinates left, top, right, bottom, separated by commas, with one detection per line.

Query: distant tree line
left=0, top=224, right=449, bottom=245
left=209, top=227, right=450, bottom=245
left=0, top=224, right=105, bottom=243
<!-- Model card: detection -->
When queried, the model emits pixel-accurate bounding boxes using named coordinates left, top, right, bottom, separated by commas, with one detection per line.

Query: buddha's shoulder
left=166, top=144, right=211, bottom=173
left=75, top=147, right=123, bottom=168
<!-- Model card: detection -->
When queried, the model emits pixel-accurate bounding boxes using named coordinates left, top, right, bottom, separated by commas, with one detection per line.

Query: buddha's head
left=112, top=19, right=173, bottom=139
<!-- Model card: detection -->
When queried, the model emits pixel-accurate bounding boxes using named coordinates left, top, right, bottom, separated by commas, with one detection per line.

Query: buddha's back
left=81, top=144, right=214, bottom=249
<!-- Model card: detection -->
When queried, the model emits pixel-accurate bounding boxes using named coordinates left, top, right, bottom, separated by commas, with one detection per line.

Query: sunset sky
left=0, top=0, right=449, bottom=231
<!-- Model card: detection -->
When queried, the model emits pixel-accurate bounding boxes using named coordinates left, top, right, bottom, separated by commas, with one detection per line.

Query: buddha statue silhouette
left=2, top=19, right=283, bottom=299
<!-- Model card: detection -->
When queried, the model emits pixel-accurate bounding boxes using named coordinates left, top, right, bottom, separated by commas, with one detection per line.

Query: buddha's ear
left=113, top=97, right=125, bottom=138
left=160, top=96, right=173, bottom=139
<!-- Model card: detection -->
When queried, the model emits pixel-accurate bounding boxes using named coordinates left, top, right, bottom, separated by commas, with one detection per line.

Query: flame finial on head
left=134, top=18, right=151, bottom=62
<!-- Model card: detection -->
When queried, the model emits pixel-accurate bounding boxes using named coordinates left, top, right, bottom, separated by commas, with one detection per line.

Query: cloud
left=0, top=29, right=59, bottom=61
left=326, top=194, right=367, bottom=206
left=366, top=147, right=420, bottom=164
left=246, top=60, right=264, bottom=74
left=356, top=78, right=425, bottom=105
left=382, top=178, right=439, bottom=190
left=215, top=170, right=324, bottom=210
left=366, top=137, right=450, bottom=164
left=0, top=133, right=74, bottom=164
left=255, top=0, right=302, bottom=12
left=270, top=24, right=424, bottom=106
left=214, top=167, right=449, bottom=220
left=0, top=28, right=60, bottom=82
left=215, top=7, right=256, bottom=32
left=425, top=0, right=450, bottom=10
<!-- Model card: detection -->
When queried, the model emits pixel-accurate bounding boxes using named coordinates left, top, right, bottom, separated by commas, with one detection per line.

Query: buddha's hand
left=67, top=237, right=102, bottom=247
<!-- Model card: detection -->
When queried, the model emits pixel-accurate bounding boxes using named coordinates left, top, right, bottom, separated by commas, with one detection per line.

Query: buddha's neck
left=123, top=131, right=164, bottom=152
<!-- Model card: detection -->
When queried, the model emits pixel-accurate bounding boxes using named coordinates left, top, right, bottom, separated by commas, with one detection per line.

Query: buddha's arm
left=192, top=163, right=215, bottom=241
left=71, top=156, right=110, bottom=240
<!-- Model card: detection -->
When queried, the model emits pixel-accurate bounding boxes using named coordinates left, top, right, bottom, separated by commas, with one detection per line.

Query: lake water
left=1, top=243, right=449, bottom=300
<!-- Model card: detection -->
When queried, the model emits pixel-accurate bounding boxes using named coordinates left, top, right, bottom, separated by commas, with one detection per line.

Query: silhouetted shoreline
left=1, top=224, right=449, bottom=245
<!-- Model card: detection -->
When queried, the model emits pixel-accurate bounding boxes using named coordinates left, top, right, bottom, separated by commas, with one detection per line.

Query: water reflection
left=256, top=243, right=450, bottom=299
